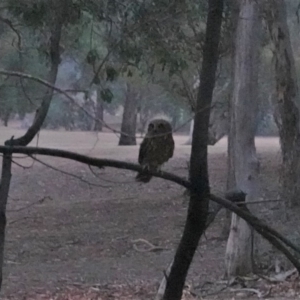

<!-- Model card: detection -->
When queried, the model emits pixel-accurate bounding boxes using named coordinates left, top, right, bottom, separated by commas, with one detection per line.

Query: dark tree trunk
left=0, top=154, right=11, bottom=288
left=93, top=87, right=104, bottom=132
left=163, top=1, right=224, bottom=299
left=118, top=83, right=138, bottom=146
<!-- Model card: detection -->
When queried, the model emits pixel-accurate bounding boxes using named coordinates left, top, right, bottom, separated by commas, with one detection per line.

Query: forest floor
left=0, top=127, right=299, bottom=299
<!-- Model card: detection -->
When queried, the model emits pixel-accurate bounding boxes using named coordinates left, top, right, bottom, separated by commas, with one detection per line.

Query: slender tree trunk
left=207, top=81, right=231, bottom=146
left=225, top=0, right=260, bottom=278
left=0, top=154, right=11, bottom=288
left=184, top=119, right=194, bottom=145
left=93, top=87, right=104, bottom=132
left=0, top=1, right=65, bottom=291
left=3, top=113, right=9, bottom=127
left=163, top=1, right=224, bottom=299
left=265, top=0, right=300, bottom=207
left=119, top=83, right=138, bottom=146
left=222, top=0, right=240, bottom=239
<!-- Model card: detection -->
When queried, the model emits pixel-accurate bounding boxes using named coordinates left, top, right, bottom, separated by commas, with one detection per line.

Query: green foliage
left=0, top=0, right=236, bottom=131
left=106, top=66, right=118, bottom=82
left=86, top=49, right=100, bottom=65
left=0, top=24, right=49, bottom=120
left=8, top=0, right=82, bottom=27
left=100, top=88, right=113, bottom=103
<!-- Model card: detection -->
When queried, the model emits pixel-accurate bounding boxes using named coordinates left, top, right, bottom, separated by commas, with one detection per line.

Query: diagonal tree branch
left=0, top=145, right=299, bottom=271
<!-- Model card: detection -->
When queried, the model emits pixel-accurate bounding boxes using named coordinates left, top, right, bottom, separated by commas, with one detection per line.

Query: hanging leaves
left=100, top=88, right=114, bottom=103
left=106, top=66, right=118, bottom=81
left=86, top=49, right=100, bottom=65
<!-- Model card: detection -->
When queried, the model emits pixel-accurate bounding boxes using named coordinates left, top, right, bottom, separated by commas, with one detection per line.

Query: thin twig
left=30, top=156, right=111, bottom=188
left=0, top=16, right=22, bottom=51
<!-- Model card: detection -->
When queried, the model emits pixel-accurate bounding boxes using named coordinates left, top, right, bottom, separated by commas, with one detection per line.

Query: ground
left=0, top=127, right=298, bottom=299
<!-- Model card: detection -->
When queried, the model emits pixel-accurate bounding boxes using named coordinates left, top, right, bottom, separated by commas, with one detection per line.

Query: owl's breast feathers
left=136, top=133, right=174, bottom=183
left=138, top=133, right=174, bottom=166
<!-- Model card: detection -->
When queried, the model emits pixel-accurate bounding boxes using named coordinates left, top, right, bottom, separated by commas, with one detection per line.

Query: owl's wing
left=138, top=137, right=149, bottom=165
left=167, top=136, right=175, bottom=159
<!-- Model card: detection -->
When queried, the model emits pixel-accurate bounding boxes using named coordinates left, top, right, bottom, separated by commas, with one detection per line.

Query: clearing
left=0, top=127, right=297, bottom=299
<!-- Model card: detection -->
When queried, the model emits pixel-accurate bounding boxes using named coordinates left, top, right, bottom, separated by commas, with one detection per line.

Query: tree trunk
left=207, top=81, right=231, bottom=145
left=93, top=87, right=104, bottom=132
left=163, top=1, right=224, bottom=299
left=0, top=154, right=11, bottom=288
left=222, top=0, right=240, bottom=239
left=118, top=83, right=138, bottom=146
left=184, top=119, right=194, bottom=145
left=3, top=111, right=10, bottom=127
left=265, top=0, right=300, bottom=207
left=225, top=0, right=260, bottom=278
left=0, top=1, right=65, bottom=291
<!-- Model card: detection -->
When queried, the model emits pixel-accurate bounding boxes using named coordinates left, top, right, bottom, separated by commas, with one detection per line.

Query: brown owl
left=136, top=119, right=175, bottom=183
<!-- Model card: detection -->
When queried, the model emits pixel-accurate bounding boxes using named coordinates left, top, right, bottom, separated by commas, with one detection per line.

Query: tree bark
left=264, top=0, right=300, bottom=207
left=0, top=154, right=11, bottom=288
left=93, top=86, right=104, bottom=132
left=185, top=82, right=230, bottom=147
left=163, top=1, right=224, bottom=299
left=222, top=0, right=240, bottom=239
left=184, top=119, right=194, bottom=145
left=225, top=0, right=260, bottom=278
left=207, top=81, right=231, bottom=145
left=119, top=83, right=138, bottom=146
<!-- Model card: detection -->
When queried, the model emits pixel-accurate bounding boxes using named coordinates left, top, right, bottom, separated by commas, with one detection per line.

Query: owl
left=136, top=119, right=175, bottom=183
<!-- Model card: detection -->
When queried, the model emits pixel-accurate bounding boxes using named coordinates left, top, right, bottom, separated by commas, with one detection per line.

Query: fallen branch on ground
left=131, top=239, right=167, bottom=252
left=261, top=268, right=297, bottom=283
left=230, top=287, right=269, bottom=299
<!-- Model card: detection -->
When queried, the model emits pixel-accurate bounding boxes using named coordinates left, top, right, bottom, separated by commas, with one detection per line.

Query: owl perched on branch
left=136, top=119, right=175, bottom=183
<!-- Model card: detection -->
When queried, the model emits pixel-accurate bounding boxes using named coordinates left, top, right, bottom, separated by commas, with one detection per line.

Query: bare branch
left=0, top=16, right=22, bottom=51
left=0, top=144, right=299, bottom=271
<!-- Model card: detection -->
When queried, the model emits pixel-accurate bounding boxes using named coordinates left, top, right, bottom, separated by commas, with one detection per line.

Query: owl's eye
left=148, top=123, right=154, bottom=130
left=158, top=123, right=164, bottom=129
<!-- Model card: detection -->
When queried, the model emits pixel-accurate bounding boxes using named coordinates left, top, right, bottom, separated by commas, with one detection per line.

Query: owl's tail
left=135, top=168, right=153, bottom=183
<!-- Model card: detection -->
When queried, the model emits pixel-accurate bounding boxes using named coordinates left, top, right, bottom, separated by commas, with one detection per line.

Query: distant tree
left=93, top=86, right=104, bottom=131
left=119, top=82, right=138, bottom=145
